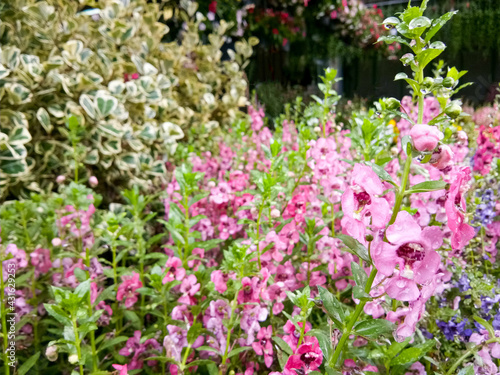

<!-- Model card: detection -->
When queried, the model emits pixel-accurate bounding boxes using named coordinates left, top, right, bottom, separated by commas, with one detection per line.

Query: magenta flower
left=410, top=124, right=443, bottom=152
left=210, top=182, right=233, bottom=205
left=252, top=325, right=274, bottom=368
left=237, top=277, right=261, bottom=305
left=283, top=320, right=311, bottom=353
left=372, top=211, right=442, bottom=302
left=163, top=257, right=186, bottom=284
left=112, top=364, right=128, bottom=375
left=117, top=273, right=142, bottom=308
left=283, top=338, right=323, bottom=375
left=445, top=167, right=475, bottom=250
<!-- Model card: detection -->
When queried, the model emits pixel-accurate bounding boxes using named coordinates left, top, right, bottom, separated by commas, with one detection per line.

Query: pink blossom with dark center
left=372, top=211, right=443, bottom=302
left=117, top=273, right=142, bottom=308
left=283, top=337, right=323, bottom=375
left=163, top=257, right=186, bottom=284
left=252, top=326, right=274, bottom=368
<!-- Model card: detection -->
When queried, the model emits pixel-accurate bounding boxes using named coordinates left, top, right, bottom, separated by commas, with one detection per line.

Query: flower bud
left=56, top=175, right=66, bottom=184
left=313, top=126, right=321, bottom=133
left=207, top=181, right=216, bottom=188
left=51, top=238, right=62, bottom=247
left=365, top=234, right=374, bottom=242
left=386, top=97, right=401, bottom=110
left=271, top=209, right=280, bottom=218
left=445, top=103, right=461, bottom=119
left=443, top=77, right=455, bottom=88
left=409, top=124, right=443, bottom=152
left=68, top=353, right=79, bottom=364
left=423, top=77, right=434, bottom=87
left=89, top=176, right=98, bottom=187
left=46, top=346, right=58, bottom=362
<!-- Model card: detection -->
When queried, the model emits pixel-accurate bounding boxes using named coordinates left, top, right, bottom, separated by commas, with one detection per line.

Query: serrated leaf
left=336, top=234, right=371, bottom=263
left=354, top=319, right=394, bottom=338
left=317, top=286, right=344, bottom=328
left=272, top=336, right=294, bottom=356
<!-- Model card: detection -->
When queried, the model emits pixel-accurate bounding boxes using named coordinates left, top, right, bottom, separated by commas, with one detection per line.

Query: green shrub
left=0, top=0, right=256, bottom=199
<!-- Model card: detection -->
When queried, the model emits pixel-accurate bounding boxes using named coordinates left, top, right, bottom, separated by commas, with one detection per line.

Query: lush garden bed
left=1, top=1, right=500, bottom=375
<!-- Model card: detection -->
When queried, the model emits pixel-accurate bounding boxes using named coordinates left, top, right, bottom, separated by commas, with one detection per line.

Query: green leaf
left=185, top=359, right=216, bottom=368
left=17, top=351, right=40, bottom=375
left=386, top=337, right=411, bottom=359
left=351, top=261, right=368, bottom=287
left=196, top=346, right=220, bottom=355
left=406, top=180, right=447, bottom=195
left=417, top=46, right=445, bottom=70
left=473, top=316, right=496, bottom=339
left=457, top=366, right=475, bottom=375
left=36, top=107, right=52, bottom=133
left=353, top=285, right=371, bottom=300
left=390, top=347, right=423, bottom=366
left=317, top=286, right=344, bottom=328
left=272, top=336, right=294, bottom=356
left=336, top=234, right=371, bottom=263
left=44, top=304, right=72, bottom=326
left=96, top=92, right=118, bottom=118
left=228, top=346, right=251, bottom=358
left=306, top=329, right=331, bottom=359
left=377, top=35, right=410, bottom=47
left=354, top=319, right=394, bottom=338
left=425, top=11, right=458, bottom=43
left=79, top=94, right=96, bottom=119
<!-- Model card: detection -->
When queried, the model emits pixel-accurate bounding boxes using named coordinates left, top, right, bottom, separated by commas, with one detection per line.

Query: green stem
left=256, top=205, right=264, bottom=271
left=72, top=318, right=84, bottom=375
left=388, top=152, right=413, bottom=225
left=331, top=203, right=336, bottom=236
left=297, top=316, right=307, bottom=347
left=183, top=194, right=190, bottom=266
left=445, top=337, right=500, bottom=375
left=220, top=292, right=239, bottom=375
left=73, top=139, right=79, bottom=183
left=0, top=250, right=10, bottom=375
left=329, top=267, right=378, bottom=367
left=84, top=246, right=98, bottom=372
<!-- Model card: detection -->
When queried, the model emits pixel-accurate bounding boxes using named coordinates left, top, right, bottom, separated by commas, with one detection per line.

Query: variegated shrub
left=0, top=0, right=255, bottom=198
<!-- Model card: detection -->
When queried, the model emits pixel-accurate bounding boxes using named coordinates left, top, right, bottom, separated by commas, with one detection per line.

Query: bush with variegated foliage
left=0, top=0, right=256, bottom=199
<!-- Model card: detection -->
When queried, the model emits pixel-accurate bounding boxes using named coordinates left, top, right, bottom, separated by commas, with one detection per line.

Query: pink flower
left=178, top=274, right=200, bottom=305
left=283, top=320, right=311, bottom=353
left=31, top=248, right=52, bottom=275
left=341, top=164, right=391, bottom=242
left=445, top=167, right=475, bottom=250
left=429, top=144, right=454, bottom=170
left=252, top=326, right=274, bottom=368
left=410, top=124, right=443, bottom=152
left=112, top=364, right=128, bottom=375
left=117, top=273, right=142, bottom=308
left=238, top=277, right=260, bottom=305
left=163, top=257, right=186, bottom=284
left=211, top=270, right=229, bottom=293
left=210, top=182, right=232, bottom=205
left=283, top=338, right=323, bottom=375
left=372, top=211, right=442, bottom=302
